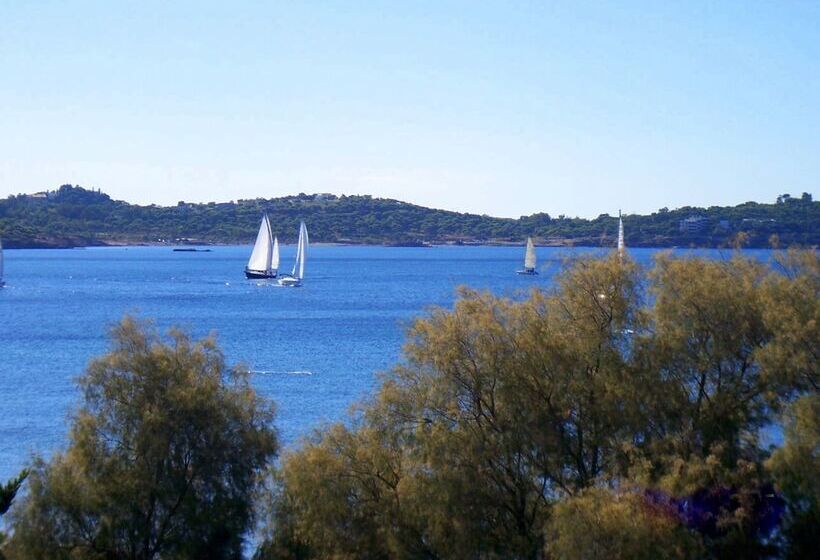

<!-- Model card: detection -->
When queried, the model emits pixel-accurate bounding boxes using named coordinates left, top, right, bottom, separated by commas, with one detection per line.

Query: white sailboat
left=245, top=214, right=279, bottom=279
left=617, top=210, right=625, bottom=257
left=279, top=221, right=308, bottom=287
left=516, top=237, right=538, bottom=275
left=0, top=238, right=5, bottom=288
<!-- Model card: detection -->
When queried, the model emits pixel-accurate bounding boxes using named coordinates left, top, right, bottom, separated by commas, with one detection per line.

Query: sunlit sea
left=0, top=245, right=772, bottom=479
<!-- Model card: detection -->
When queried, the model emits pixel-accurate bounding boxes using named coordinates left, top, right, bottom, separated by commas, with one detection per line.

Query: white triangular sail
left=247, top=214, right=273, bottom=273
left=299, top=222, right=308, bottom=279
left=617, top=211, right=625, bottom=256
left=524, top=237, right=536, bottom=270
left=291, top=228, right=300, bottom=278
left=271, top=236, right=280, bottom=271
left=292, top=221, right=308, bottom=279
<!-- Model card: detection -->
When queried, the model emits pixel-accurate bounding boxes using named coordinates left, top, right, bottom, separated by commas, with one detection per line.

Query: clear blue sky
left=1, top=1, right=817, bottom=218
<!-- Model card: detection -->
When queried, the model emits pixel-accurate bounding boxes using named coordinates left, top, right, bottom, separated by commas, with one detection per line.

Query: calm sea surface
left=0, top=245, right=771, bottom=479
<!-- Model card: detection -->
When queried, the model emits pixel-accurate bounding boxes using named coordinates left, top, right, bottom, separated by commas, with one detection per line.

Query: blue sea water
left=0, top=245, right=770, bottom=480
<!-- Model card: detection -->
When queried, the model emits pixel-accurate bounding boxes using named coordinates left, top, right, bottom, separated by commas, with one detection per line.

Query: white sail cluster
left=617, top=211, right=625, bottom=257
left=245, top=214, right=309, bottom=286
left=246, top=214, right=280, bottom=277
left=280, top=221, right=308, bottom=287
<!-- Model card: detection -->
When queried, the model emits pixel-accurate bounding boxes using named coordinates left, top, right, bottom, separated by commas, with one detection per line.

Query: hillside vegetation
left=0, top=184, right=816, bottom=248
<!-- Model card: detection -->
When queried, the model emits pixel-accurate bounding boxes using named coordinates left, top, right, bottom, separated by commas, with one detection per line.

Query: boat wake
left=251, top=369, right=313, bottom=376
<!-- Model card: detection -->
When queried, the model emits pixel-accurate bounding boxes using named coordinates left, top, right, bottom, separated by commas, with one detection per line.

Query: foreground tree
left=4, top=317, right=278, bottom=559
left=546, top=488, right=703, bottom=560
left=257, top=250, right=818, bottom=560
left=0, top=471, right=27, bottom=558
left=767, top=394, right=819, bottom=559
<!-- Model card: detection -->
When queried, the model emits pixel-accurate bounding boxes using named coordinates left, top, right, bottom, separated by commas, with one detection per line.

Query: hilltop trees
left=257, top=250, right=818, bottom=559
left=1, top=184, right=818, bottom=248
left=4, top=318, right=278, bottom=559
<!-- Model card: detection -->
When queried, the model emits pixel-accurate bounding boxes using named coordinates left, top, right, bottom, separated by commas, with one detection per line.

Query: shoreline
left=2, top=240, right=787, bottom=251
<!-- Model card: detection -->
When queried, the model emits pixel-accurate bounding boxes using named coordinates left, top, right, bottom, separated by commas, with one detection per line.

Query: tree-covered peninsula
left=0, top=184, right=816, bottom=248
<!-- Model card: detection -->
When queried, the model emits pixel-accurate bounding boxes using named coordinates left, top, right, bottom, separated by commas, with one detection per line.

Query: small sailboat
left=0, top=238, right=5, bottom=288
left=279, top=221, right=308, bottom=287
left=245, top=214, right=279, bottom=279
left=516, top=237, right=538, bottom=275
left=617, top=210, right=625, bottom=257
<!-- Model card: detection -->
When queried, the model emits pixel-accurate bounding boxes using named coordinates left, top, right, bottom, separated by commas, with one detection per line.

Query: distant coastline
left=0, top=239, right=791, bottom=252
left=1, top=185, right=816, bottom=250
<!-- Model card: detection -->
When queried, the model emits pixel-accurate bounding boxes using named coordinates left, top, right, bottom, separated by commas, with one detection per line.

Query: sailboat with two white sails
left=516, top=237, right=538, bottom=275
left=245, top=214, right=280, bottom=279
left=278, top=221, right=308, bottom=287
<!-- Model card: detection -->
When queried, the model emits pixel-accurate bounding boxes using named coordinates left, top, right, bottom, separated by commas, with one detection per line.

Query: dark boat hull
left=245, top=269, right=277, bottom=279
left=516, top=269, right=538, bottom=275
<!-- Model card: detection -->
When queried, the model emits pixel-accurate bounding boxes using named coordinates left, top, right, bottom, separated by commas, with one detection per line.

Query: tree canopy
left=4, top=318, right=278, bottom=559
left=257, top=250, right=818, bottom=559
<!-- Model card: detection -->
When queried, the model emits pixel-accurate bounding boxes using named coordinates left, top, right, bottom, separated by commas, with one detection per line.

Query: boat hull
left=245, top=269, right=278, bottom=279
left=516, top=269, right=538, bottom=275
left=278, top=276, right=301, bottom=287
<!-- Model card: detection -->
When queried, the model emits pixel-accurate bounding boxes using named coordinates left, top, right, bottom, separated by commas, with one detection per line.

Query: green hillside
left=0, top=185, right=816, bottom=248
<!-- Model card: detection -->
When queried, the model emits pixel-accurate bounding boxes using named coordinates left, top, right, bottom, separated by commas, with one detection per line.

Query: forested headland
left=0, top=249, right=817, bottom=559
left=0, top=184, right=816, bottom=248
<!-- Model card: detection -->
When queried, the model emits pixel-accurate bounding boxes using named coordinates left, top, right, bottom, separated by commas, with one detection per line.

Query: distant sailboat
left=279, top=221, right=308, bottom=287
left=245, top=214, right=279, bottom=279
left=516, top=237, right=538, bottom=275
left=617, top=210, right=625, bottom=257
left=0, top=238, right=5, bottom=288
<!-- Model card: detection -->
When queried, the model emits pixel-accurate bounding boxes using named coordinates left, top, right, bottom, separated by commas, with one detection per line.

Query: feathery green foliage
left=3, top=317, right=278, bottom=560
left=547, top=488, right=703, bottom=560
left=258, top=250, right=818, bottom=559
left=767, top=394, right=819, bottom=559
left=0, top=470, right=28, bottom=557
left=0, top=471, right=27, bottom=518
